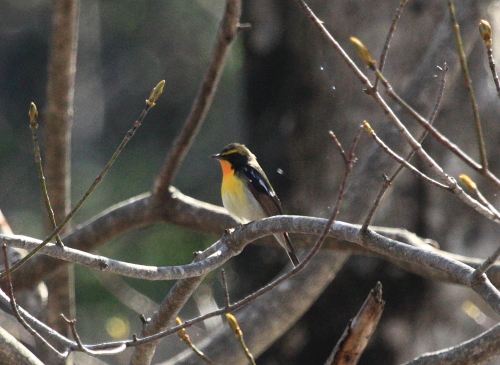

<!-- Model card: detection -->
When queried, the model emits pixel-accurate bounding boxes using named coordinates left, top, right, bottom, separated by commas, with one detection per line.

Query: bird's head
left=210, top=143, right=256, bottom=168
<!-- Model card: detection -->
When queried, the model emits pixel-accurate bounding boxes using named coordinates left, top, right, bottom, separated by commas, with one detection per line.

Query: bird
left=210, top=143, right=300, bottom=266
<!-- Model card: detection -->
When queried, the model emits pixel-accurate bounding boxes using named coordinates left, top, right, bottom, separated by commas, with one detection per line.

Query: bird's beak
left=210, top=153, right=221, bottom=159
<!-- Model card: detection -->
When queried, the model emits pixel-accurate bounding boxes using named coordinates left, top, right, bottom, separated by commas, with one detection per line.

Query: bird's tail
left=274, top=232, right=300, bottom=266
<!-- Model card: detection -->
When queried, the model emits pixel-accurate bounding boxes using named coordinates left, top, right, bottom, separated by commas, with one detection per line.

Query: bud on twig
left=459, top=174, right=477, bottom=192
left=29, top=102, right=38, bottom=127
left=479, top=20, right=492, bottom=47
left=362, top=120, right=374, bottom=135
left=146, top=80, right=166, bottom=107
left=350, top=37, right=376, bottom=68
left=226, top=313, right=242, bottom=336
left=175, top=317, right=188, bottom=341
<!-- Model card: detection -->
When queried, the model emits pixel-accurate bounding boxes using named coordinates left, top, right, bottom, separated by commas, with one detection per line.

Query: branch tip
left=362, top=120, right=374, bottom=135
left=29, top=102, right=38, bottom=126
left=225, top=313, right=241, bottom=335
left=350, top=37, right=375, bottom=68
left=459, top=174, right=477, bottom=192
left=479, top=20, right=493, bottom=47
left=146, top=79, right=166, bottom=107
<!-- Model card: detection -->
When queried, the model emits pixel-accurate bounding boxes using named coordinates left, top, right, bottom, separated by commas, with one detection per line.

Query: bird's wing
left=241, top=165, right=284, bottom=216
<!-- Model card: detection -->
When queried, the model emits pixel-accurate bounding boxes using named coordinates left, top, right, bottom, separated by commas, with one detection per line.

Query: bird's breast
left=221, top=168, right=266, bottom=222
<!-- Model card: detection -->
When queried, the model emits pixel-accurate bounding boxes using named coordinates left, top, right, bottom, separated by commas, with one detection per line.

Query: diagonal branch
left=153, top=0, right=242, bottom=198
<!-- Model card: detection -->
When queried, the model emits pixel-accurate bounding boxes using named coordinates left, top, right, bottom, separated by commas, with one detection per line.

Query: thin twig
left=460, top=177, right=500, bottom=219
left=374, top=0, right=408, bottom=89
left=428, top=63, right=449, bottom=125
left=329, top=131, right=348, bottom=164
left=0, top=80, right=165, bottom=279
left=221, top=269, right=231, bottom=310
left=361, top=175, right=391, bottom=233
left=369, top=61, right=500, bottom=188
left=2, top=244, right=69, bottom=358
left=479, top=20, right=500, bottom=99
left=302, top=4, right=500, bottom=223
left=61, top=314, right=126, bottom=356
left=486, top=43, right=500, bottom=99
left=457, top=174, right=500, bottom=280
left=472, top=244, right=500, bottom=282
left=176, top=317, right=217, bottom=365
left=361, top=64, right=448, bottom=230
left=447, top=0, right=488, bottom=171
left=362, top=121, right=450, bottom=190
left=296, top=0, right=500, bottom=221
left=29, top=103, right=63, bottom=246
left=226, top=314, right=256, bottom=365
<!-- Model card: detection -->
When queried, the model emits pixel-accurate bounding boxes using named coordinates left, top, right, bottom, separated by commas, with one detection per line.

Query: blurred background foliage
left=2, top=0, right=500, bottom=364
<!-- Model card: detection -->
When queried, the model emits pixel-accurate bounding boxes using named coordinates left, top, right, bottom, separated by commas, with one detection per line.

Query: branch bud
left=225, top=313, right=242, bottom=336
left=29, top=102, right=38, bottom=126
left=362, top=120, right=374, bottom=135
left=350, top=37, right=375, bottom=68
left=479, top=20, right=492, bottom=47
left=175, top=317, right=188, bottom=341
left=459, top=174, right=477, bottom=191
left=146, top=80, right=166, bottom=107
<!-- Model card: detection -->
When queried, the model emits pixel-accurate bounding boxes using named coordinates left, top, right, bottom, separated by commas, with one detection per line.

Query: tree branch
left=153, top=0, right=242, bottom=197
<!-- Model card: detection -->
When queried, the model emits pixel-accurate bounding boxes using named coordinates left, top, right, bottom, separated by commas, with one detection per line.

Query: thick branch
left=3, top=188, right=235, bottom=289
left=4, top=216, right=500, bottom=313
left=0, top=325, right=44, bottom=365
left=404, top=321, right=500, bottom=365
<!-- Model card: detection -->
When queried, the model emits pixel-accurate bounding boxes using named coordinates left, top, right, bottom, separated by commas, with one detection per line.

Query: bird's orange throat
left=218, top=159, right=242, bottom=197
left=218, top=159, right=234, bottom=177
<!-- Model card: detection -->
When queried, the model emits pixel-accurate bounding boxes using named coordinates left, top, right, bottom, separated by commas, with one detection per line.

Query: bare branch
left=153, top=0, right=242, bottom=197
left=174, top=317, right=216, bottom=365
left=479, top=20, right=500, bottom=99
left=446, top=0, right=488, bottom=171
left=29, top=103, right=63, bottom=247
left=221, top=269, right=230, bottom=310
left=403, top=321, right=500, bottom=365
left=61, top=315, right=126, bottom=356
left=325, top=282, right=384, bottom=365
left=3, top=188, right=235, bottom=290
left=1, top=245, right=69, bottom=358
left=362, top=121, right=450, bottom=190
left=0, top=326, right=45, bottom=365
left=130, top=265, right=207, bottom=364
left=374, top=0, right=408, bottom=89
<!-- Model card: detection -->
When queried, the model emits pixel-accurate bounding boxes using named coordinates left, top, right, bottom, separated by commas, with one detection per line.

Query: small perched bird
left=210, top=143, right=299, bottom=266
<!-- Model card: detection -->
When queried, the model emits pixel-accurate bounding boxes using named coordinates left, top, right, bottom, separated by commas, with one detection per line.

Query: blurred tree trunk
left=39, top=0, right=79, bottom=363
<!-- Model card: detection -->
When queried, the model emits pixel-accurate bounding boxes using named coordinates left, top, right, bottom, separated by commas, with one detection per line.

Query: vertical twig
left=221, top=269, right=231, bottom=310
left=447, top=0, right=488, bottom=171
left=478, top=20, right=500, bottom=99
left=29, top=103, right=63, bottom=247
left=226, top=314, right=256, bottom=365
left=374, top=0, right=409, bottom=89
